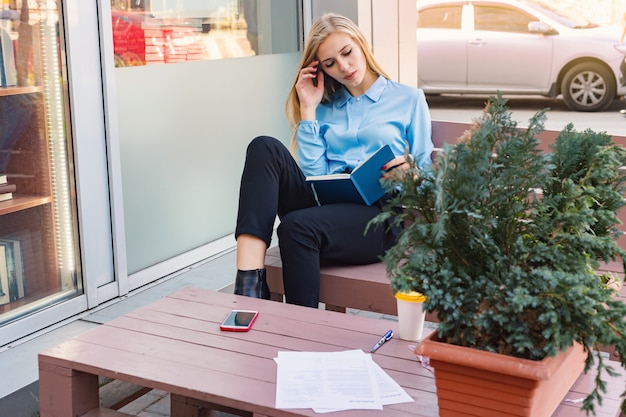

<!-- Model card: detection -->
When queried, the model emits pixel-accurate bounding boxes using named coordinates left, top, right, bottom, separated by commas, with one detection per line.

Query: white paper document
left=274, top=349, right=413, bottom=413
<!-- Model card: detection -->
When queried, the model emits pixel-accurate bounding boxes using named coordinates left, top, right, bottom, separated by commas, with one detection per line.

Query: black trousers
left=235, top=136, right=396, bottom=308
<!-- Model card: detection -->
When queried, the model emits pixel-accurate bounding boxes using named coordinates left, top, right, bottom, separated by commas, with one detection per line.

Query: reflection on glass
left=242, top=0, right=257, bottom=54
left=474, top=6, right=534, bottom=33
left=110, top=0, right=300, bottom=66
left=0, top=0, right=81, bottom=326
left=417, top=6, right=463, bottom=29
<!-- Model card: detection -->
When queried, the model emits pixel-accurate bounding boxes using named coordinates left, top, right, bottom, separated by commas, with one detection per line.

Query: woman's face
left=316, top=31, right=375, bottom=96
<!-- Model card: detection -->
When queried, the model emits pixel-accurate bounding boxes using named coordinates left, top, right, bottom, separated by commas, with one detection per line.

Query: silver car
left=417, top=0, right=626, bottom=111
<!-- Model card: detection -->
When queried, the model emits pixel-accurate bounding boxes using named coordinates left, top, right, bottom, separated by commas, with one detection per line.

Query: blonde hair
left=285, top=13, right=390, bottom=154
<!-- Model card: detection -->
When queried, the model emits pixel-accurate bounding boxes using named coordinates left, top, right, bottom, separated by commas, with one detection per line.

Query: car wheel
left=561, top=62, right=615, bottom=112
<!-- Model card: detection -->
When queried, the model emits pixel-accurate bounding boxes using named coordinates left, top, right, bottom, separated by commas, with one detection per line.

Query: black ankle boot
left=234, top=268, right=270, bottom=299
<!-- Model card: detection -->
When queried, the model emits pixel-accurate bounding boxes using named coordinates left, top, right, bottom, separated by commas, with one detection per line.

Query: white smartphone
left=219, top=309, right=259, bottom=332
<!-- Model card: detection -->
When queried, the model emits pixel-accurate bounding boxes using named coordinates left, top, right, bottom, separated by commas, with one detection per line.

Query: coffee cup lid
left=395, top=291, right=426, bottom=302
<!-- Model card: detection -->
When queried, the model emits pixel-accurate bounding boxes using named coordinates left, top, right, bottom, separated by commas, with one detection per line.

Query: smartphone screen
left=220, top=310, right=259, bottom=332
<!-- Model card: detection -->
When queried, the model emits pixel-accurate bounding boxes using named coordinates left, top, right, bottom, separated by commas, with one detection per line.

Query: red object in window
left=111, top=11, right=149, bottom=66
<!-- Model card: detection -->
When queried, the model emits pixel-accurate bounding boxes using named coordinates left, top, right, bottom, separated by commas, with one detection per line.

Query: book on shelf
left=0, top=182, right=15, bottom=202
left=0, top=173, right=6, bottom=185
left=306, top=144, right=395, bottom=206
left=0, top=245, right=9, bottom=305
left=0, top=182, right=16, bottom=194
left=0, top=24, right=17, bottom=87
left=0, top=237, right=25, bottom=302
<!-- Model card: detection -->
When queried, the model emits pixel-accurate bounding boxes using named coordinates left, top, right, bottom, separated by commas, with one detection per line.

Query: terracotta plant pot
left=415, top=333, right=586, bottom=417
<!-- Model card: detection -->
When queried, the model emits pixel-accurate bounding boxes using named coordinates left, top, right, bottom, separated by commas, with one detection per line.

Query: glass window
left=417, top=6, right=463, bottom=29
left=0, top=0, right=81, bottom=326
left=110, top=0, right=301, bottom=67
left=474, top=6, right=535, bottom=33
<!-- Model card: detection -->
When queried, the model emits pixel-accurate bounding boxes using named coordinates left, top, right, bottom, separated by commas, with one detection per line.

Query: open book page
left=305, top=145, right=394, bottom=205
left=306, top=173, right=350, bottom=181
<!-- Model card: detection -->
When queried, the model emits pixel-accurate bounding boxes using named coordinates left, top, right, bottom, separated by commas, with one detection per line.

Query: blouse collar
left=334, top=75, right=387, bottom=107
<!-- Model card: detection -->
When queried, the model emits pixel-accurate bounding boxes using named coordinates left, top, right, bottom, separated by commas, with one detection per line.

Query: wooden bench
left=265, top=120, right=626, bottom=362
left=81, top=409, right=132, bottom=417
left=38, top=288, right=626, bottom=417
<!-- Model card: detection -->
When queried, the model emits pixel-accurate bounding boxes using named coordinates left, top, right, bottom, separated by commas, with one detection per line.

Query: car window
left=522, top=0, right=596, bottom=28
left=417, top=6, right=463, bottom=29
left=474, top=6, right=536, bottom=33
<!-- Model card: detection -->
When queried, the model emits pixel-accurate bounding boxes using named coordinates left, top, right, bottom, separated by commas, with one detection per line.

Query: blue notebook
left=306, top=145, right=395, bottom=206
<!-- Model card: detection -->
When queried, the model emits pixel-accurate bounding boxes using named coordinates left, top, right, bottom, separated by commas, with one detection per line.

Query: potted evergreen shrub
left=371, top=96, right=626, bottom=416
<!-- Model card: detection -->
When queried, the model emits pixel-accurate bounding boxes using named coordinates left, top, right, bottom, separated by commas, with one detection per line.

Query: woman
left=234, top=13, right=433, bottom=307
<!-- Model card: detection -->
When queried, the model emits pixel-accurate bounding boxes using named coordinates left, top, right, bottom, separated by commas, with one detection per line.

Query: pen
left=370, top=330, right=393, bottom=353
left=384, top=163, right=404, bottom=173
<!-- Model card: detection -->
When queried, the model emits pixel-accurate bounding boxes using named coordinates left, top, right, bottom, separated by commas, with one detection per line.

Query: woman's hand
left=382, top=156, right=410, bottom=180
left=297, top=60, right=324, bottom=120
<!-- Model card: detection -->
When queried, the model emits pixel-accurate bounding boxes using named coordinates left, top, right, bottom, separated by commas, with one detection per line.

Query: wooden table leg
left=171, top=394, right=255, bottom=417
left=38, top=361, right=99, bottom=417
left=170, top=393, right=210, bottom=417
left=325, top=304, right=347, bottom=313
left=269, top=292, right=283, bottom=302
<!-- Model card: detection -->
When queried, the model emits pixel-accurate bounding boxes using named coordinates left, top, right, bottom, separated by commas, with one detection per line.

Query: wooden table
left=38, top=288, right=625, bottom=417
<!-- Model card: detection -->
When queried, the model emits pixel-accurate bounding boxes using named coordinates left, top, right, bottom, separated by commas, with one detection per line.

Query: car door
left=466, top=3, right=554, bottom=92
left=417, top=3, right=468, bottom=90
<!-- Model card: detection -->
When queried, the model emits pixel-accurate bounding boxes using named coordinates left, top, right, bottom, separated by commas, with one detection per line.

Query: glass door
left=0, top=0, right=81, bottom=326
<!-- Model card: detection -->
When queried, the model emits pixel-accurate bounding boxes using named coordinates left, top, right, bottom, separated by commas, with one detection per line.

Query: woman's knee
left=246, top=136, right=292, bottom=167
left=276, top=212, right=299, bottom=243
left=247, top=136, right=282, bottom=154
left=277, top=211, right=319, bottom=248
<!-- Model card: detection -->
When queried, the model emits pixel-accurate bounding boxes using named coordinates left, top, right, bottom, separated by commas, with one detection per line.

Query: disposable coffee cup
left=395, top=291, right=427, bottom=341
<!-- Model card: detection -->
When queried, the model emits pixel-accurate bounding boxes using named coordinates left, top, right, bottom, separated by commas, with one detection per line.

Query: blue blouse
left=296, top=76, right=433, bottom=176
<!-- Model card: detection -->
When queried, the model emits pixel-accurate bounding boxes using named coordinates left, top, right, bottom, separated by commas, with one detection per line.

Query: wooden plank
left=170, top=393, right=253, bottom=417
left=98, top=297, right=429, bottom=380
left=0, top=195, right=52, bottom=215
left=162, top=287, right=399, bottom=337
left=81, top=408, right=133, bottom=417
left=99, top=314, right=430, bottom=386
left=266, top=246, right=396, bottom=313
left=100, top=380, right=151, bottom=411
left=0, top=86, right=43, bottom=96
left=319, top=262, right=396, bottom=314
left=266, top=246, right=436, bottom=320
left=430, top=120, right=469, bottom=149
left=557, top=368, right=626, bottom=417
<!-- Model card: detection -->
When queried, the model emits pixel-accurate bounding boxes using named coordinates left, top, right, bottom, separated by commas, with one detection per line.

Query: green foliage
left=371, top=96, right=626, bottom=415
